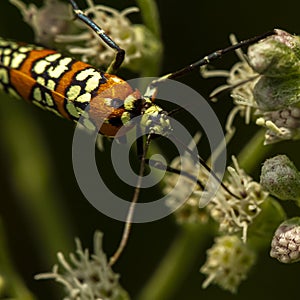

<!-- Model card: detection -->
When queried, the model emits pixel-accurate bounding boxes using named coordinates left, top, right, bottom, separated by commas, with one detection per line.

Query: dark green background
left=0, top=0, right=300, bottom=299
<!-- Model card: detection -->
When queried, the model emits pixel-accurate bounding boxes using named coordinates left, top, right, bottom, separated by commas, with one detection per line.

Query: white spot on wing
left=33, top=87, right=42, bottom=101
left=33, top=59, right=51, bottom=74
left=67, top=85, right=82, bottom=101
left=0, top=68, right=9, bottom=84
left=76, top=92, right=91, bottom=103
left=10, top=53, right=27, bottom=68
left=46, top=53, right=62, bottom=62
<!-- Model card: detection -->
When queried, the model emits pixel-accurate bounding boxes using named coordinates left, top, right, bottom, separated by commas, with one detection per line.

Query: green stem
left=135, top=0, right=163, bottom=78
left=0, top=219, right=36, bottom=300
left=135, top=0, right=161, bottom=38
left=0, top=98, right=73, bottom=264
left=237, top=128, right=273, bottom=173
left=137, top=222, right=211, bottom=300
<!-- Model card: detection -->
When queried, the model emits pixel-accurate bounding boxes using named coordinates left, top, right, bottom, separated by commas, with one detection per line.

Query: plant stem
left=0, top=219, right=36, bottom=300
left=135, top=0, right=163, bottom=78
left=137, top=222, right=211, bottom=300
left=135, top=0, right=161, bottom=38
left=237, top=128, right=273, bottom=173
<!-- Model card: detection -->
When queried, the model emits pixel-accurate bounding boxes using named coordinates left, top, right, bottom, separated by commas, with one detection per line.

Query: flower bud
left=270, top=217, right=300, bottom=263
left=260, top=155, right=300, bottom=201
left=248, top=29, right=300, bottom=77
left=10, top=0, right=71, bottom=47
left=253, top=75, right=300, bottom=110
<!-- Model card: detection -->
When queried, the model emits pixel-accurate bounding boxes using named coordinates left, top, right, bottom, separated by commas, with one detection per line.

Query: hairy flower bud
left=10, top=0, right=71, bottom=46
left=260, top=155, right=300, bottom=201
left=253, top=75, right=300, bottom=111
left=247, top=29, right=300, bottom=111
left=248, top=29, right=300, bottom=77
left=202, top=29, right=300, bottom=144
left=270, top=217, right=300, bottom=263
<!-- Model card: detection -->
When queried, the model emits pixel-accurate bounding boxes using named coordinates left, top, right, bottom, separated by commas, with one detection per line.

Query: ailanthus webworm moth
left=0, top=0, right=275, bottom=264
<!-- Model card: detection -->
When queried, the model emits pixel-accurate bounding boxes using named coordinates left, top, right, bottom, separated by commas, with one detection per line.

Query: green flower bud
left=253, top=75, right=300, bottom=110
left=270, top=217, right=300, bottom=263
left=248, top=29, right=300, bottom=77
left=248, top=30, right=300, bottom=111
left=260, top=155, right=300, bottom=201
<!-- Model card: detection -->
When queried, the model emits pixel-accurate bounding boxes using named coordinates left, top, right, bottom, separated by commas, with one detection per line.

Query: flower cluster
left=165, top=141, right=268, bottom=242
left=203, top=29, right=300, bottom=144
left=200, top=235, right=256, bottom=293
left=207, top=157, right=268, bottom=243
left=55, top=1, right=143, bottom=69
left=35, top=231, right=129, bottom=300
left=270, top=218, right=300, bottom=263
left=164, top=139, right=263, bottom=292
left=10, top=0, right=162, bottom=73
left=202, top=34, right=259, bottom=133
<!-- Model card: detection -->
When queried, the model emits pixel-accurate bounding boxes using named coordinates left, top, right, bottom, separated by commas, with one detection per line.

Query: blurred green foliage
left=1, top=1, right=300, bottom=300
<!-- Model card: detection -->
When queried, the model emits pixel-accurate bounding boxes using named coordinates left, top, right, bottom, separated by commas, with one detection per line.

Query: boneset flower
left=164, top=132, right=267, bottom=242
left=207, top=157, right=268, bottom=243
left=270, top=218, right=300, bottom=263
left=35, top=232, right=129, bottom=300
left=248, top=29, right=300, bottom=77
left=201, top=235, right=256, bottom=293
left=201, top=34, right=259, bottom=132
left=203, top=29, right=300, bottom=144
left=164, top=133, right=209, bottom=224
left=10, top=0, right=162, bottom=73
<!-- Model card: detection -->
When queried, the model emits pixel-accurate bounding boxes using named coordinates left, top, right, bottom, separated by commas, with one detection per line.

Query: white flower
left=202, top=31, right=300, bottom=144
left=10, top=0, right=162, bottom=73
left=256, top=106, right=300, bottom=144
left=201, top=34, right=259, bottom=133
left=9, top=0, right=71, bottom=46
left=164, top=132, right=210, bottom=224
left=270, top=218, right=300, bottom=263
left=200, top=235, right=256, bottom=293
left=164, top=137, right=268, bottom=242
left=55, top=0, right=141, bottom=68
left=207, top=156, right=268, bottom=242
left=35, top=231, right=129, bottom=300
